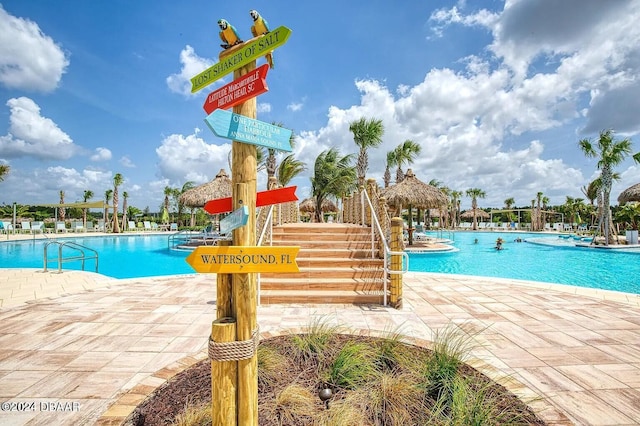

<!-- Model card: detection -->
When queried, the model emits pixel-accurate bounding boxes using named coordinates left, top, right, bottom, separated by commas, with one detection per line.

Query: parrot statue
left=249, top=9, right=274, bottom=68
left=218, top=19, right=243, bottom=49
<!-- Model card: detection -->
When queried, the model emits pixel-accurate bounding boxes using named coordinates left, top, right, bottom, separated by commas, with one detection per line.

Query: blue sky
left=1, top=0, right=640, bottom=212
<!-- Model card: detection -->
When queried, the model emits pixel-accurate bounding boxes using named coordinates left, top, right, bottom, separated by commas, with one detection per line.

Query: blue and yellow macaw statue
left=218, top=19, right=243, bottom=49
left=249, top=9, right=274, bottom=68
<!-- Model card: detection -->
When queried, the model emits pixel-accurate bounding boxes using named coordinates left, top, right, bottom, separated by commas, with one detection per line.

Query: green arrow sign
left=190, top=26, right=291, bottom=93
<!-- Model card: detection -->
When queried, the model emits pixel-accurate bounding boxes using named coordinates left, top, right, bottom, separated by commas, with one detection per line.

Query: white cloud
left=0, top=5, right=69, bottom=92
left=166, top=45, right=214, bottom=96
left=257, top=103, right=271, bottom=113
left=287, top=102, right=303, bottom=112
left=0, top=97, right=78, bottom=160
left=90, top=147, right=112, bottom=162
left=119, top=156, right=135, bottom=168
left=155, top=130, right=231, bottom=184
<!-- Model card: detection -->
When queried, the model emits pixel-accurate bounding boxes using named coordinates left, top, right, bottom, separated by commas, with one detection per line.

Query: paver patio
left=0, top=268, right=638, bottom=425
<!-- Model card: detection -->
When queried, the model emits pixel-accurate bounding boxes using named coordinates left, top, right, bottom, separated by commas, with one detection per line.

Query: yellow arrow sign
left=186, top=246, right=299, bottom=274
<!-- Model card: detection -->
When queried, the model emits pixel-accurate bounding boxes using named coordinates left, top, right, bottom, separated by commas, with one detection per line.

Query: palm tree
left=163, top=186, right=174, bottom=220
left=450, top=190, right=463, bottom=228
left=112, top=173, right=123, bottom=233
left=277, top=154, right=306, bottom=187
left=383, top=151, right=396, bottom=188
left=349, top=117, right=384, bottom=187
left=104, top=189, right=112, bottom=228
left=122, top=191, right=129, bottom=229
left=394, top=140, right=421, bottom=183
left=504, top=197, right=515, bottom=224
left=82, top=190, right=94, bottom=229
left=311, top=148, right=356, bottom=223
left=466, top=188, right=486, bottom=230
left=535, top=192, right=544, bottom=231
left=58, top=190, right=66, bottom=222
left=177, top=181, right=195, bottom=226
left=0, top=164, right=9, bottom=182
left=579, top=129, right=640, bottom=244
left=541, top=195, right=550, bottom=230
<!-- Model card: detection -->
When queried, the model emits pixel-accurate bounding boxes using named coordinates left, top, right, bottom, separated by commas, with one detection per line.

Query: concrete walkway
left=0, top=269, right=639, bottom=425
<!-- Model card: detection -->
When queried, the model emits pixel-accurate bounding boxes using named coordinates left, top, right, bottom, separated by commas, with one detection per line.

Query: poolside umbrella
left=618, top=183, right=640, bottom=204
left=299, top=197, right=338, bottom=221
left=460, top=209, right=490, bottom=220
left=161, top=207, right=169, bottom=224
left=381, top=169, right=447, bottom=245
left=179, top=169, right=232, bottom=208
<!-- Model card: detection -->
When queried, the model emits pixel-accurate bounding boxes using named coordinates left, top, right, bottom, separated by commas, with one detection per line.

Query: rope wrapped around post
left=209, top=326, right=260, bottom=361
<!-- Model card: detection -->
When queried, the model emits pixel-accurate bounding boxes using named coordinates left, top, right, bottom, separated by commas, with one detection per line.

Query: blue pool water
left=408, top=232, right=640, bottom=294
left=1, top=232, right=639, bottom=294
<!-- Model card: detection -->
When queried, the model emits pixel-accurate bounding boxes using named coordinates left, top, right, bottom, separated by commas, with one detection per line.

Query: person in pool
left=495, top=238, right=504, bottom=250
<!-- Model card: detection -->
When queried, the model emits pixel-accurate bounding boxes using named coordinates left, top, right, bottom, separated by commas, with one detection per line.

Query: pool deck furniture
left=0, top=267, right=639, bottom=425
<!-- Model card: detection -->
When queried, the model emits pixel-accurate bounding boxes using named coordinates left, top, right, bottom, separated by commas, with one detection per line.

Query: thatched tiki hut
left=299, top=197, right=338, bottom=222
left=381, top=169, right=448, bottom=245
left=179, top=169, right=232, bottom=227
left=618, top=183, right=640, bottom=204
left=460, top=208, right=490, bottom=228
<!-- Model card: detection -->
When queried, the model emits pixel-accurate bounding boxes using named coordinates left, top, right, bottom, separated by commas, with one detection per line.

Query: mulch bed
left=126, top=334, right=546, bottom=425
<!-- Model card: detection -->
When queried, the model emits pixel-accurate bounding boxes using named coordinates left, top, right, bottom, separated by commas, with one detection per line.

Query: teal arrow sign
left=204, top=109, right=293, bottom=152
left=220, top=205, right=249, bottom=234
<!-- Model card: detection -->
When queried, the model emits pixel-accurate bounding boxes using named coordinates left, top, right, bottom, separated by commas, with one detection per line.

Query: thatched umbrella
left=299, top=197, right=338, bottom=221
left=618, top=183, right=640, bottom=204
left=179, top=169, right=232, bottom=208
left=461, top=208, right=490, bottom=220
left=381, top=169, right=448, bottom=245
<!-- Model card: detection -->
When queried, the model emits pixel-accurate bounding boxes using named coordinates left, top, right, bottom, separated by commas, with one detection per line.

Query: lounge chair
left=31, top=221, right=44, bottom=234
left=128, top=220, right=136, bottom=231
left=151, top=222, right=159, bottom=231
left=96, top=220, right=105, bottom=232
left=72, top=221, right=85, bottom=233
left=169, top=222, right=178, bottom=232
left=55, top=222, right=67, bottom=233
left=0, top=221, right=8, bottom=234
left=143, top=221, right=152, bottom=231
left=21, top=221, right=32, bottom=234
left=86, top=221, right=94, bottom=232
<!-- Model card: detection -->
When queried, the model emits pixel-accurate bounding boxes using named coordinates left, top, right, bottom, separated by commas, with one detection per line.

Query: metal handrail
left=43, top=240, right=98, bottom=273
left=361, top=189, right=409, bottom=306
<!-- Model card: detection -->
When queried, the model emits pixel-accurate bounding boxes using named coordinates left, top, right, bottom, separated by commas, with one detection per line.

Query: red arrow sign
left=203, top=64, right=269, bottom=114
left=204, top=186, right=298, bottom=215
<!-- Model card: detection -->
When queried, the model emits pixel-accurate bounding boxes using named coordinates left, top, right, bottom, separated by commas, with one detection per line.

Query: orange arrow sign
left=204, top=186, right=297, bottom=215
left=186, top=245, right=299, bottom=274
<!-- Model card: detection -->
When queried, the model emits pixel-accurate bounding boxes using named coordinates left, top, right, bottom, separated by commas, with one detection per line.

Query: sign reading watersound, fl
left=204, top=109, right=292, bottom=152
left=190, top=26, right=291, bottom=93
left=186, top=246, right=300, bottom=274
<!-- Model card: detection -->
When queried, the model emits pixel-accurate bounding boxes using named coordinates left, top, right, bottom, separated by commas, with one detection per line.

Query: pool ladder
left=43, top=241, right=99, bottom=273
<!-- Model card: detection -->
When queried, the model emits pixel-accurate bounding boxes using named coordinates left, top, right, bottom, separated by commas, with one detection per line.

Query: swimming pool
left=1, top=232, right=638, bottom=294
left=408, top=232, right=640, bottom=294
left=0, top=235, right=194, bottom=279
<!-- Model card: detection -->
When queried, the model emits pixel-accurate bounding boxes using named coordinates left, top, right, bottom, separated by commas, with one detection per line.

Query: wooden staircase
left=259, top=223, right=386, bottom=305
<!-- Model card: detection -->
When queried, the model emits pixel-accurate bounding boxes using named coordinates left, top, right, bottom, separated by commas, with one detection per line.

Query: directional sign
left=203, top=64, right=269, bottom=114
left=191, top=26, right=292, bottom=93
left=205, top=186, right=298, bottom=215
left=220, top=206, right=249, bottom=234
left=186, top=246, right=299, bottom=274
left=204, top=109, right=292, bottom=152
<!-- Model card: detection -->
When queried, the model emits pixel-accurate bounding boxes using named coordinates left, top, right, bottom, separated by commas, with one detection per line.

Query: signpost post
left=188, top=20, right=292, bottom=426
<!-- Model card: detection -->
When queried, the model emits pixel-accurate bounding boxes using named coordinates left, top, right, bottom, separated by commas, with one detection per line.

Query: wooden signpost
left=190, top=25, right=291, bottom=93
left=186, top=245, right=299, bottom=274
left=203, top=64, right=269, bottom=114
left=204, top=185, right=298, bottom=215
left=187, top=17, right=293, bottom=426
left=204, top=109, right=293, bottom=152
